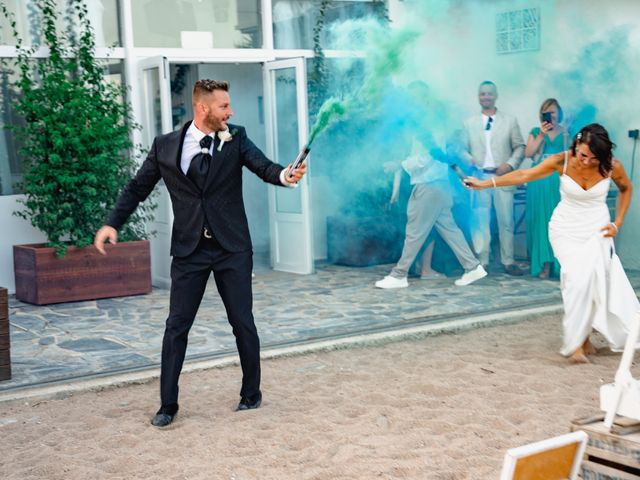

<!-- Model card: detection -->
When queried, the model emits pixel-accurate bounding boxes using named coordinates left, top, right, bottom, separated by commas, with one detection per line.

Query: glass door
left=263, top=58, right=314, bottom=274
left=137, top=56, right=173, bottom=288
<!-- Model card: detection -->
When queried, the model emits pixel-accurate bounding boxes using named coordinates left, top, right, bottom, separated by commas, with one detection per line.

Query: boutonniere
left=217, top=128, right=238, bottom=151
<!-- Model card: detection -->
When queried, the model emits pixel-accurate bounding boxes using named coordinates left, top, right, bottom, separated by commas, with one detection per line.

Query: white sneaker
left=375, top=275, right=409, bottom=289
left=454, top=265, right=487, bottom=286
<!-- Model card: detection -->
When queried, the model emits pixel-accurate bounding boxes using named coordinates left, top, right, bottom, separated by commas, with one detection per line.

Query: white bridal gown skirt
left=549, top=189, right=640, bottom=356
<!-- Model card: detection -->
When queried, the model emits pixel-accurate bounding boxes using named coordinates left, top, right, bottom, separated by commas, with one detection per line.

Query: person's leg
left=470, top=189, right=491, bottom=266
left=389, top=184, right=441, bottom=278
left=434, top=206, right=480, bottom=272
left=583, top=336, right=597, bottom=355
left=493, top=186, right=516, bottom=267
left=211, top=246, right=260, bottom=402
left=159, top=248, right=212, bottom=414
left=418, top=237, right=437, bottom=277
left=569, top=338, right=591, bottom=364
left=539, top=262, right=552, bottom=279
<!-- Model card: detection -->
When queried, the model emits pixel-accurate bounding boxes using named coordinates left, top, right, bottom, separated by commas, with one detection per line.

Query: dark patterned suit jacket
left=107, top=121, right=284, bottom=257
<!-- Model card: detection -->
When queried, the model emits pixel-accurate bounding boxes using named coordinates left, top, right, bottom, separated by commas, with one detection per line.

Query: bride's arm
left=610, top=159, right=633, bottom=231
left=464, top=152, right=565, bottom=190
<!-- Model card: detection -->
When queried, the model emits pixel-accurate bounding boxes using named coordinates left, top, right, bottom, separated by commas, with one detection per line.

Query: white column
left=261, top=0, right=274, bottom=52
left=119, top=0, right=143, bottom=153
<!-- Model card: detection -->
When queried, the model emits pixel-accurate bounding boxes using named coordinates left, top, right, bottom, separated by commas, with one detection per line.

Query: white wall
left=0, top=195, right=47, bottom=293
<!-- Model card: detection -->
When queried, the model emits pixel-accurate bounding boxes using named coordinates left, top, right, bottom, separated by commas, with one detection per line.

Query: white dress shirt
left=401, top=137, right=448, bottom=185
left=482, top=113, right=495, bottom=169
left=180, top=123, right=213, bottom=174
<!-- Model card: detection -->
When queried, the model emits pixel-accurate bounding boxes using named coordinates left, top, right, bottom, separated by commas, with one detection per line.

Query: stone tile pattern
left=2, top=264, right=638, bottom=392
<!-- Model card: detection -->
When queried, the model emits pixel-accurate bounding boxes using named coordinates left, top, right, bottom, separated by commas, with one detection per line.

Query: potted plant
left=1, top=0, right=154, bottom=305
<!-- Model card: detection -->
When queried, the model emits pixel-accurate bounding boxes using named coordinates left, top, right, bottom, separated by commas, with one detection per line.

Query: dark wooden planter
left=13, top=241, right=152, bottom=305
left=0, top=287, right=10, bottom=381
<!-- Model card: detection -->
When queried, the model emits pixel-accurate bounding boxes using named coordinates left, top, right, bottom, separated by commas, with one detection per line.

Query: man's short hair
left=478, top=80, right=497, bottom=92
left=193, top=79, right=229, bottom=103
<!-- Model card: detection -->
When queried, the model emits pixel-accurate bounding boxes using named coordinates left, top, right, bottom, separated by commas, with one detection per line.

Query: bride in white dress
left=464, top=124, right=638, bottom=363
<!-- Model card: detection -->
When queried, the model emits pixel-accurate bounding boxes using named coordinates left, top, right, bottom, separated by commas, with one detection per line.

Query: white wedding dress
left=549, top=153, right=640, bottom=356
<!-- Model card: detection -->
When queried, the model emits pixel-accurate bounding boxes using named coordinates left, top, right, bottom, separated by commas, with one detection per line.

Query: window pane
left=0, top=63, right=22, bottom=195
left=131, top=0, right=262, bottom=48
left=0, top=60, right=125, bottom=196
left=273, top=0, right=386, bottom=49
left=273, top=67, right=303, bottom=214
left=0, top=0, right=121, bottom=48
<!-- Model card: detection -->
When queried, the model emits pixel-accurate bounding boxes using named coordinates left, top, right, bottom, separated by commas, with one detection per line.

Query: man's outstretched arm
left=94, top=139, right=162, bottom=254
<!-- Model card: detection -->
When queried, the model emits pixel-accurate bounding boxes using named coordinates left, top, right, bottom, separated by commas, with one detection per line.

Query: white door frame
left=263, top=58, right=314, bottom=274
left=137, top=56, right=173, bottom=288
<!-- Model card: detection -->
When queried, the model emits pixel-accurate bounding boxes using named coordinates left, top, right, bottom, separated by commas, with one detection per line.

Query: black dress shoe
left=237, top=391, right=262, bottom=411
left=151, top=412, right=176, bottom=427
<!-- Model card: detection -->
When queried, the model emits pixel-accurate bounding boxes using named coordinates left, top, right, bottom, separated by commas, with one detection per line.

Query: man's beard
left=205, top=112, right=225, bottom=131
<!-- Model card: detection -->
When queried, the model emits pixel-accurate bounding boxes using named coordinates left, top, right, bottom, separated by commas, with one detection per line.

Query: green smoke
left=309, top=98, right=348, bottom=146
left=362, top=28, right=420, bottom=100
left=307, top=18, right=420, bottom=145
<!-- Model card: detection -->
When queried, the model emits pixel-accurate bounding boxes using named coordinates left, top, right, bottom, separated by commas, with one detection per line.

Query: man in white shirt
left=375, top=137, right=486, bottom=289
left=460, top=81, right=525, bottom=275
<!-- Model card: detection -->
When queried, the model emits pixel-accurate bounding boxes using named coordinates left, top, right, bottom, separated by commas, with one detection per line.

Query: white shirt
left=180, top=123, right=213, bottom=174
left=401, top=138, right=448, bottom=185
left=482, top=113, right=495, bottom=169
left=181, top=122, right=296, bottom=186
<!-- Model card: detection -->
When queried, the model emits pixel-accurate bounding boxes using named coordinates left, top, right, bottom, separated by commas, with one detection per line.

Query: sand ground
left=0, top=314, right=632, bottom=479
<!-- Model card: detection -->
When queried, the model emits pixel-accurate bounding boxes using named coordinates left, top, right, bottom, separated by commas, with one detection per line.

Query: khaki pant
left=391, top=183, right=479, bottom=278
left=470, top=174, right=515, bottom=266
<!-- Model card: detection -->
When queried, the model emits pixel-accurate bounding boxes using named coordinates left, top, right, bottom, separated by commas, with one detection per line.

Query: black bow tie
left=200, top=135, right=213, bottom=151
left=187, top=136, right=213, bottom=191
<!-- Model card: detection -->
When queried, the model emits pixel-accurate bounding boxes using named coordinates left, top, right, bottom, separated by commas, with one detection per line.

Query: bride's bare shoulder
left=544, top=151, right=567, bottom=172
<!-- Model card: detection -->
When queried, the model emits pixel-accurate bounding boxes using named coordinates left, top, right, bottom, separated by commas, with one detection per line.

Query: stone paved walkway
left=3, top=263, right=639, bottom=395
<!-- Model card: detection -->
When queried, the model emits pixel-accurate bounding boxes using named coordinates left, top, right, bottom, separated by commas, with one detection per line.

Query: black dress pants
left=159, top=235, right=259, bottom=414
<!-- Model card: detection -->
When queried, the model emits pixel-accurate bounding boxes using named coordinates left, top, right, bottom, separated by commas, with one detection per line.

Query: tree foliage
left=0, top=0, right=154, bottom=256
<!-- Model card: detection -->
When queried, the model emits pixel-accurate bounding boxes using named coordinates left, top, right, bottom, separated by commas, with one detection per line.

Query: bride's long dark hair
left=571, top=123, right=615, bottom=176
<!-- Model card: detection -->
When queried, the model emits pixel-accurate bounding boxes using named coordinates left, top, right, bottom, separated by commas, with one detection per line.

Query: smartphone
left=288, top=145, right=310, bottom=178
left=541, top=112, right=552, bottom=123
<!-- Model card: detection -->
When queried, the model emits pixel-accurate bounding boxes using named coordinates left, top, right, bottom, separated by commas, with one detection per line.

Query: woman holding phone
left=524, top=98, right=568, bottom=279
left=464, top=124, right=639, bottom=364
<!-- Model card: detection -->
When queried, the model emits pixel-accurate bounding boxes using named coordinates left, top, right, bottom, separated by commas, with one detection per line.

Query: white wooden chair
left=499, top=430, right=588, bottom=480
left=601, top=311, right=640, bottom=429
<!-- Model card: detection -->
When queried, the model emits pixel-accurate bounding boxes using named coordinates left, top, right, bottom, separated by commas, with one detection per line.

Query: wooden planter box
left=13, top=241, right=152, bottom=305
left=0, top=287, right=10, bottom=381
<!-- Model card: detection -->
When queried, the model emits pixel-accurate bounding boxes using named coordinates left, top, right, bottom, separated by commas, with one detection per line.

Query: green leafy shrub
left=0, top=0, right=154, bottom=256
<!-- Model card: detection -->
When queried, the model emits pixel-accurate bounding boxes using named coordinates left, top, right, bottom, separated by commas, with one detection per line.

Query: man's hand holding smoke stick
left=285, top=145, right=310, bottom=183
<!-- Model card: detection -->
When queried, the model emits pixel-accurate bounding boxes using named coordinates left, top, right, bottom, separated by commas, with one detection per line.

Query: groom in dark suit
left=94, top=79, right=306, bottom=427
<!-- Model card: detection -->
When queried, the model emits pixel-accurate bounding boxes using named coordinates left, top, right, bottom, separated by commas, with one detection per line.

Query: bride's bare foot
left=569, top=348, right=590, bottom=364
left=583, top=338, right=597, bottom=356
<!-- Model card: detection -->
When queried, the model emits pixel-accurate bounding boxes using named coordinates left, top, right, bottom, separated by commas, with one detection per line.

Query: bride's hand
left=601, top=222, right=619, bottom=238
left=463, top=176, right=486, bottom=190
